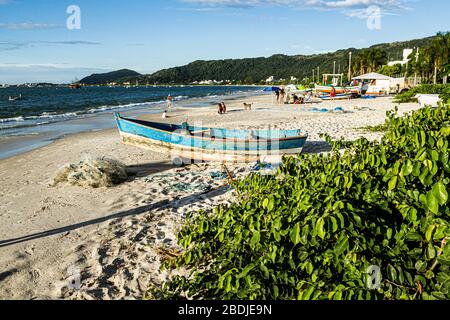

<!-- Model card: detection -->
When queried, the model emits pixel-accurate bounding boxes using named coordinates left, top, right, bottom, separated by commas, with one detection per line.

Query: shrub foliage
left=394, top=84, right=450, bottom=103
left=155, top=104, right=450, bottom=300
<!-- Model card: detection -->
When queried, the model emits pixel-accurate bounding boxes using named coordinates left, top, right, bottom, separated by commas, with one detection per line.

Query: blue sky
left=0, top=0, right=449, bottom=84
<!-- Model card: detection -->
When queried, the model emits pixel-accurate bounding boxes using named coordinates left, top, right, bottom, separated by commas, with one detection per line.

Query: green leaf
left=185, top=252, right=192, bottom=264
left=427, top=244, right=436, bottom=260
left=426, top=191, right=439, bottom=214
left=225, top=275, right=232, bottom=292
left=415, top=261, right=427, bottom=272
left=425, top=225, right=436, bottom=242
left=380, top=148, right=387, bottom=165
left=402, top=159, right=414, bottom=176
left=334, top=236, right=349, bottom=256
left=387, top=228, right=393, bottom=240
left=316, top=218, right=326, bottom=239
left=267, top=198, right=275, bottom=211
left=302, top=286, right=315, bottom=300
left=405, top=232, right=422, bottom=242
left=388, top=264, right=397, bottom=281
left=432, top=182, right=448, bottom=205
left=290, top=223, right=301, bottom=245
left=443, top=242, right=450, bottom=258
left=330, top=217, right=338, bottom=233
left=250, top=231, right=260, bottom=247
left=388, top=176, right=398, bottom=190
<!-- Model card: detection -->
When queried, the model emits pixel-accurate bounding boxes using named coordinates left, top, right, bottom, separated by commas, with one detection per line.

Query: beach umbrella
left=263, top=86, right=281, bottom=92
left=264, top=86, right=281, bottom=104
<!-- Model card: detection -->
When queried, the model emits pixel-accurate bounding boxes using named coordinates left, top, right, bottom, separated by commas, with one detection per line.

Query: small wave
left=0, top=100, right=167, bottom=130
left=0, top=116, right=25, bottom=123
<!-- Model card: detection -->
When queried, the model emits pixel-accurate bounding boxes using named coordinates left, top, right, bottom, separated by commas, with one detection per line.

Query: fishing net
left=53, top=157, right=129, bottom=188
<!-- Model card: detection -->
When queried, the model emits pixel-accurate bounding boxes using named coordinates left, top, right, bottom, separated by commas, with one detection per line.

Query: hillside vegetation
left=79, top=69, right=141, bottom=85
left=142, top=36, right=436, bottom=85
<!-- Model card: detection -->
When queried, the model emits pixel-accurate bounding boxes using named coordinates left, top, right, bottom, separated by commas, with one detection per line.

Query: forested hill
left=79, top=69, right=141, bottom=85
left=143, top=35, right=436, bottom=84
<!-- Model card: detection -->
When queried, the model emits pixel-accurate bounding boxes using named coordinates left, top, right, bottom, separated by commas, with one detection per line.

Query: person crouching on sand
left=162, top=110, right=168, bottom=119
left=218, top=102, right=227, bottom=115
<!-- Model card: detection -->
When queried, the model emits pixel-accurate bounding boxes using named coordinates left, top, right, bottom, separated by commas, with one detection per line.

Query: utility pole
left=312, top=69, right=315, bottom=84
left=414, top=47, right=419, bottom=86
left=348, top=52, right=352, bottom=81
left=317, top=67, right=320, bottom=84
left=333, top=61, right=336, bottom=74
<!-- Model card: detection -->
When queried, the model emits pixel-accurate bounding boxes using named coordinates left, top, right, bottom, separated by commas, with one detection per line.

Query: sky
left=0, top=0, right=449, bottom=84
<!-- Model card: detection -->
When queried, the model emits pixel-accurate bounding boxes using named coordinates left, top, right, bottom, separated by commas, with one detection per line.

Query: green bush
left=394, top=84, right=450, bottom=103
left=153, top=104, right=450, bottom=300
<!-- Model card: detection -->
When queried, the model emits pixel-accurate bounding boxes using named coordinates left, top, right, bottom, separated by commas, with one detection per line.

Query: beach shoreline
left=0, top=87, right=264, bottom=161
left=0, top=94, right=422, bottom=299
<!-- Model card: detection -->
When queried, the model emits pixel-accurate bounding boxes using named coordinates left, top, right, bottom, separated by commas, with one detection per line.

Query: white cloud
left=0, top=23, right=62, bottom=30
left=0, top=40, right=101, bottom=51
left=180, top=0, right=410, bottom=15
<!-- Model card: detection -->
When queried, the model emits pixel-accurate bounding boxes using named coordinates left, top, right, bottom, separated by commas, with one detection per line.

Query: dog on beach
left=243, top=103, right=253, bottom=111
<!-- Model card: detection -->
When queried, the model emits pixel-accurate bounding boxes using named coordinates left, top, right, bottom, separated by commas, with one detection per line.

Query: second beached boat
left=314, top=84, right=360, bottom=94
left=319, top=93, right=353, bottom=100
left=114, top=113, right=308, bottom=163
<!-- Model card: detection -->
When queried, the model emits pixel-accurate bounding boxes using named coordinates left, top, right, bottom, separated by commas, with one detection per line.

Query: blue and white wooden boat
left=114, top=113, right=308, bottom=163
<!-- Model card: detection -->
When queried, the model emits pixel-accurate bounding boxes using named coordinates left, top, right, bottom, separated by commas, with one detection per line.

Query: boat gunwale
left=116, top=115, right=309, bottom=143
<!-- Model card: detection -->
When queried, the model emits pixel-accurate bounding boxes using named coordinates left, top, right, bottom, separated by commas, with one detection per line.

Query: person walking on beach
left=167, top=95, right=173, bottom=109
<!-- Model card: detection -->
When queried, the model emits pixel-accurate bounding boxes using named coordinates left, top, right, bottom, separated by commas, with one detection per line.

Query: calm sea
left=0, top=85, right=263, bottom=159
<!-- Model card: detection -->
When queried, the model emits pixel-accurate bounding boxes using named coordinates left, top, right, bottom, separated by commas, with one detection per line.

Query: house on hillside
left=388, top=48, right=414, bottom=66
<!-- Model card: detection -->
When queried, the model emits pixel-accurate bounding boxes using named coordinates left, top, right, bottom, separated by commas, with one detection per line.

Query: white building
left=388, top=48, right=414, bottom=66
left=199, top=80, right=214, bottom=85
left=266, top=76, right=274, bottom=83
left=352, top=72, right=393, bottom=95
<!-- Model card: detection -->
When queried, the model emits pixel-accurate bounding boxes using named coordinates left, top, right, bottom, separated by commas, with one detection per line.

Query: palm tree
left=430, top=32, right=450, bottom=83
left=353, top=48, right=388, bottom=74
left=408, top=32, right=450, bottom=84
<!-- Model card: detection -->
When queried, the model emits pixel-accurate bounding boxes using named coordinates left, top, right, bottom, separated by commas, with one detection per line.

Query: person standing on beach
left=221, top=102, right=227, bottom=114
left=280, top=89, right=286, bottom=104
left=167, top=95, right=173, bottom=109
left=275, top=90, right=280, bottom=104
left=330, top=86, right=337, bottom=101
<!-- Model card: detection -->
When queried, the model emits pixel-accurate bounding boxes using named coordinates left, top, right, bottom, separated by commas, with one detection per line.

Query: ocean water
left=0, top=85, right=263, bottom=159
left=0, top=85, right=262, bottom=130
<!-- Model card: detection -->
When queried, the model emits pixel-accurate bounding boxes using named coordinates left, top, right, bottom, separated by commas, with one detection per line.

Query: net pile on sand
left=53, top=157, right=129, bottom=188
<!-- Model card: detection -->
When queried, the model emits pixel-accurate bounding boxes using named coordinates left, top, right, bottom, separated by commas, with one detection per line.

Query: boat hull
left=115, top=115, right=308, bottom=163
left=320, top=93, right=352, bottom=100
left=315, top=85, right=359, bottom=94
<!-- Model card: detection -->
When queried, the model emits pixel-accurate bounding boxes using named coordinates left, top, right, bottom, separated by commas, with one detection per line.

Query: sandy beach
left=0, top=94, right=422, bottom=300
